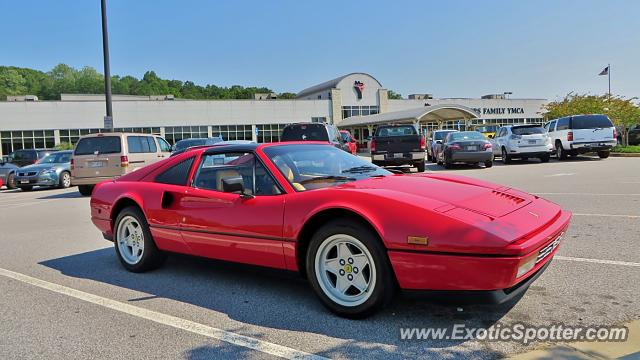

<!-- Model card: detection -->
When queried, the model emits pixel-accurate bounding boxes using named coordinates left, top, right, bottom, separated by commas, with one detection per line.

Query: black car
left=7, top=148, right=58, bottom=167
left=370, top=124, right=426, bottom=172
left=628, top=124, right=640, bottom=146
left=171, top=137, right=224, bottom=156
left=280, top=123, right=350, bottom=153
left=436, top=131, right=494, bottom=169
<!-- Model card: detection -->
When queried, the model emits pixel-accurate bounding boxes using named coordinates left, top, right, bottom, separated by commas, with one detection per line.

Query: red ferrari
left=90, top=142, right=570, bottom=318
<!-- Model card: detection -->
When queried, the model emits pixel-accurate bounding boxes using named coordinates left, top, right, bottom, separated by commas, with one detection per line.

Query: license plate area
left=465, top=146, right=476, bottom=151
left=393, top=153, right=404, bottom=158
left=88, top=161, right=104, bottom=168
left=528, top=140, right=536, bottom=144
left=20, top=180, right=29, bottom=184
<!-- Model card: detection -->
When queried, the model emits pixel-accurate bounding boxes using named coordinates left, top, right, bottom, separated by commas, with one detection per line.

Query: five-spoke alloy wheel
left=114, top=206, right=166, bottom=272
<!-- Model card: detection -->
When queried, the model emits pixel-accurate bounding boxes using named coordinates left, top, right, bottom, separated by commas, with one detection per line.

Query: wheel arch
left=110, top=195, right=145, bottom=231
left=295, top=207, right=386, bottom=279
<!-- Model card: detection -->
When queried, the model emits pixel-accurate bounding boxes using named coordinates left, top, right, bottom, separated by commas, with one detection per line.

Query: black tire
left=556, top=141, right=567, bottom=160
left=443, top=158, right=453, bottom=169
left=416, top=161, right=425, bottom=172
left=484, top=160, right=493, bottom=168
left=19, top=186, right=33, bottom=192
left=6, top=172, right=16, bottom=189
left=597, top=151, right=610, bottom=159
left=306, top=219, right=396, bottom=318
left=426, top=153, right=433, bottom=162
left=114, top=206, right=167, bottom=272
left=540, top=154, right=550, bottom=163
left=78, top=185, right=94, bottom=196
left=501, top=148, right=511, bottom=164
left=58, top=171, right=71, bottom=189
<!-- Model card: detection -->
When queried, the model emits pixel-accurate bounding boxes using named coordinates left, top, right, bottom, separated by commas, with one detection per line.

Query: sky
left=1, top=0, right=639, bottom=100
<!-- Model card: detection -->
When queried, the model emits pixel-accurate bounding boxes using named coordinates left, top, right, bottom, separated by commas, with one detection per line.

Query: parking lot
left=1, top=155, right=639, bottom=359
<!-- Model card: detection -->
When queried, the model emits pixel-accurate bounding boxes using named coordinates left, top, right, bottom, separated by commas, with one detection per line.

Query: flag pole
left=608, top=63, right=611, bottom=96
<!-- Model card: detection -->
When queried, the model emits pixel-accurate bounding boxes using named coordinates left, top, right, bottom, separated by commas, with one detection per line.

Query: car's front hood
left=343, top=173, right=533, bottom=218
left=18, top=164, right=58, bottom=173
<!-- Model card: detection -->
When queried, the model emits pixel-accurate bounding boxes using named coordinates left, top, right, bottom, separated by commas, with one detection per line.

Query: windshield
left=375, top=126, right=417, bottom=137
left=512, top=126, right=545, bottom=135
left=175, top=139, right=207, bottom=151
left=449, top=131, right=486, bottom=141
left=264, top=144, right=390, bottom=192
left=74, top=136, right=121, bottom=155
left=434, top=131, right=456, bottom=140
left=475, top=125, right=498, bottom=133
left=281, top=124, right=329, bottom=141
left=40, top=152, right=72, bottom=164
left=340, top=132, right=350, bottom=142
left=571, top=115, right=613, bottom=129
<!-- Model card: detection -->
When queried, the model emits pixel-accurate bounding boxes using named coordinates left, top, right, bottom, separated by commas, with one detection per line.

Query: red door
left=176, top=187, right=287, bottom=269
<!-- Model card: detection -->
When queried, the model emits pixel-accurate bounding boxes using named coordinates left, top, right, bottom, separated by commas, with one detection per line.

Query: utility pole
left=101, top=0, right=114, bottom=131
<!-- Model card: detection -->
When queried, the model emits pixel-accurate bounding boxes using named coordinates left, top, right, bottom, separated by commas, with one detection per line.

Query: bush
left=612, top=145, right=640, bottom=153
left=56, top=142, right=74, bottom=150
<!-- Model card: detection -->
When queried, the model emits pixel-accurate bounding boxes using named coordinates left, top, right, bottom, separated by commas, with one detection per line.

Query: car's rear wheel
left=306, top=219, right=395, bottom=318
left=598, top=150, right=610, bottom=159
left=556, top=141, right=567, bottom=160
left=114, top=206, right=166, bottom=272
left=78, top=185, right=94, bottom=196
left=58, top=171, right=71, bottom=188
left=416, top=161, right=425, bottom=172
left=19, top=186, right=33, bottom=191
left=540, top=154, right=550, bottom=163
left=484, top=160, right=493, bottom=168
left=501, top=148, right=511, bottom=164
left=6, top=173, right=16, bottom=189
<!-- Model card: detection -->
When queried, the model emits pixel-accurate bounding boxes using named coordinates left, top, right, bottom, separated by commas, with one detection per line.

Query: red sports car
left=90, top=142, right=570, bottom=318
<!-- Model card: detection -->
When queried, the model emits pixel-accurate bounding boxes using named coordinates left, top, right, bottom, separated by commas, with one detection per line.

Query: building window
left=164, top=126, right=208, bottom=145
left=256, top=123, right=287, bottom=143
left=311, top=117, right=327, bottom=123
left=211, top=125, right=252, bottom=142
left=341, top=106, right=379, bottom=119
left=2, top=130, right=57, bottom=154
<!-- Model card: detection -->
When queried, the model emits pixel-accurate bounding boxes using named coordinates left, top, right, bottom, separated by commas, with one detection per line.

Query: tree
left=277, top=92, right=296, bottom=99
left=544, top=93, right=640, bottom=146
left=387, top=90, right=403, bottom=99
left=0, top=68, right=27, bottom=99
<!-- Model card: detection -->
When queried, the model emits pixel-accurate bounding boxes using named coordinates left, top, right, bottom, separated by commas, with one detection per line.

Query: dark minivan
left=280, top=123, right=350, bottom=153
left=7, top=149, right=58, bottom=167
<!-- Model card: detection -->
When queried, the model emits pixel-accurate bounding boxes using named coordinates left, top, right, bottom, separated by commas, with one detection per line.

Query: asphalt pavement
left=0, top=155, right=638, bottom=359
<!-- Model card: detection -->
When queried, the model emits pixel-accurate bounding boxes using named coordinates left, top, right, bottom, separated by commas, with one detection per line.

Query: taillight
left=449, top=144, right=462, bottom=150
left=120, top=155, right=129, bottom=167
left=370, top=139, right=376, bottom=153
left=419, top=135, right=426, bottom=150
left=483, top=142, right=492, bottom=149
left=70, top=158, right=74, bottom=171
left=567, top=131, right=573, bottom=141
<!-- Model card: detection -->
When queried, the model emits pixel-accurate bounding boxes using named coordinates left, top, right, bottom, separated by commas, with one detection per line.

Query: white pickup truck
left=544, top=114, right=617, bottom=160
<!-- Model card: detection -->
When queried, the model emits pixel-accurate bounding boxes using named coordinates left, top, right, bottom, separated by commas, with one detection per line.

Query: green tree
left=0, top=68, right=28, bottom=99
left=55, top=142, right=74, bottom=150
left=277, top=92, right=296, bottom=99
left=387, top=90, right=403, bottom=99
left=544, top=93, right=640, bottom=146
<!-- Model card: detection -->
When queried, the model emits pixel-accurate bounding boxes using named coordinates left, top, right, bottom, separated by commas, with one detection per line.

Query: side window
left=193, top=152, right=280, bottom=195
left=146, top=136, right=157, bottom=153
left=498, top=128, right=506, bottom=137
left=157, top=137, right=171, bottom=153
left=548, top=120, right=557, bottom=132
left=155, top=157, right=195, bottom=186
left=543, top=122, right=550, bottom=132
left=127, top=136, right=143, bottom=153
left=556, top=118, right=570, bottom=131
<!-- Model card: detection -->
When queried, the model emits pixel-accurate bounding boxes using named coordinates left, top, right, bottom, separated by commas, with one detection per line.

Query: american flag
left=599, top=66, right=609, bottom=76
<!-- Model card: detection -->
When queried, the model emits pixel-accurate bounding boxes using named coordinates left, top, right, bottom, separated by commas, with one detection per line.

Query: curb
left=510, top=319, right=640, bottom=359
left=610, top=152, right=640, bottom=157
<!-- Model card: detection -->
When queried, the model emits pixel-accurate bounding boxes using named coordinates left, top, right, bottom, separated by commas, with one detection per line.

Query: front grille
left=536, top=233, right=563, bottom=264
left=18, top=171, right=37, bottom=177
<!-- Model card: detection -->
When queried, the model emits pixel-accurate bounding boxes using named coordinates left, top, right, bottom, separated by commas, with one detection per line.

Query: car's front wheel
left=114, top=206, right=166, bottom=272
left=598, top=150, right=610, bottom=159
left=6, top=173, right=16, bottom=189
left=306, top=220, right=395, bottom=318
left=501, top=148, right=511, bottom=164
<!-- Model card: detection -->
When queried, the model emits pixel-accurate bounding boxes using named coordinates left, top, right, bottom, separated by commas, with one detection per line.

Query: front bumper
left=450, top=151, right=493, bottom=162
left=14, top=174, right=58, bottom=187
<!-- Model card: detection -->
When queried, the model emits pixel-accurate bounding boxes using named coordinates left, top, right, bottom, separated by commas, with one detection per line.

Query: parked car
left=471, top=124, right=500, bottom=139
left=0, top=156, right=19, bottom=189
left=340, top=130, right=358, bottom=155
left=370, top=124, right=426, bottom=172
left=436, top=131, right=493, bottom=169
left=171, top=137, right=223, bottom=156
left=14, top=150, right=73, bottom=191
left=71, top=132, right=172, bottom=196
left=545, top=114, right=617, bottom=160
left=628, top=124, right=640, bottom=146
left=427, top=130, right=458, bottom=162
left=89, top=142, right=570, bottom=318
left=492, top=125, right=553, bottom=164
left=7, top=148, right=58, bottom=167
left=280, top=123, right=350, bottom=153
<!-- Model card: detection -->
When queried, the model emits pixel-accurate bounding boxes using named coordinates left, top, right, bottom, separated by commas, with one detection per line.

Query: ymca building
left=0, top=72, right=547, bottom=156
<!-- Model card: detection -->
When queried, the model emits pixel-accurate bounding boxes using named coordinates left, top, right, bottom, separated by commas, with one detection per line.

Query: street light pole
left=101, top=0, right=114, bottom=131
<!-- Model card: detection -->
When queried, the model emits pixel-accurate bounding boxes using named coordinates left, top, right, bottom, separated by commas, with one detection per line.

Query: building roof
left=338, top=104, right=480, bottom=127
left=296, top=72, right=383, bottom=98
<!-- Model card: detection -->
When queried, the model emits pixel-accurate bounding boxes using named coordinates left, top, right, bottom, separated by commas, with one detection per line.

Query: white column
left=251, top=125, right=258, bottom=143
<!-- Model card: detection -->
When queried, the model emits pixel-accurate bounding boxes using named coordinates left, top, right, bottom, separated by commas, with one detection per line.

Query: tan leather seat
left=215, top=169, right=242, bottom=192
left=273, top=157, right=305, bottom=191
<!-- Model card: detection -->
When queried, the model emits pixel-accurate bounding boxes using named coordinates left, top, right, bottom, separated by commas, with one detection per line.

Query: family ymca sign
left=472, top=107, right=525, bottom=115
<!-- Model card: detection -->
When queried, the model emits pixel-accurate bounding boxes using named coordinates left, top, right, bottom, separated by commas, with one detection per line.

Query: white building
left=0, top=72, right=547, bottom=156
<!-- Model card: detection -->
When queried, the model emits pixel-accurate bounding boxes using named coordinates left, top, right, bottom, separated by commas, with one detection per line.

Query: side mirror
left=222, top=177, right=246, bottom=195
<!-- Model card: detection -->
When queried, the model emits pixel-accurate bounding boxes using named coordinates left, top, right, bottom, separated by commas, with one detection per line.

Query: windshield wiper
left=342, top=165, right=378, bottom=174
left=299, top=175, right=356, bottom=184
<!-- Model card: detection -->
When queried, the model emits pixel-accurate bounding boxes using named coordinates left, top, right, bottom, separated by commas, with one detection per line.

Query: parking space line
left=556, top=256, right=640, bottom=267
left=0, top=199, right=56, bottom=209
left=572, top=213, right=640, bottom=218
left=0, top=267, right=328, bottom=360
